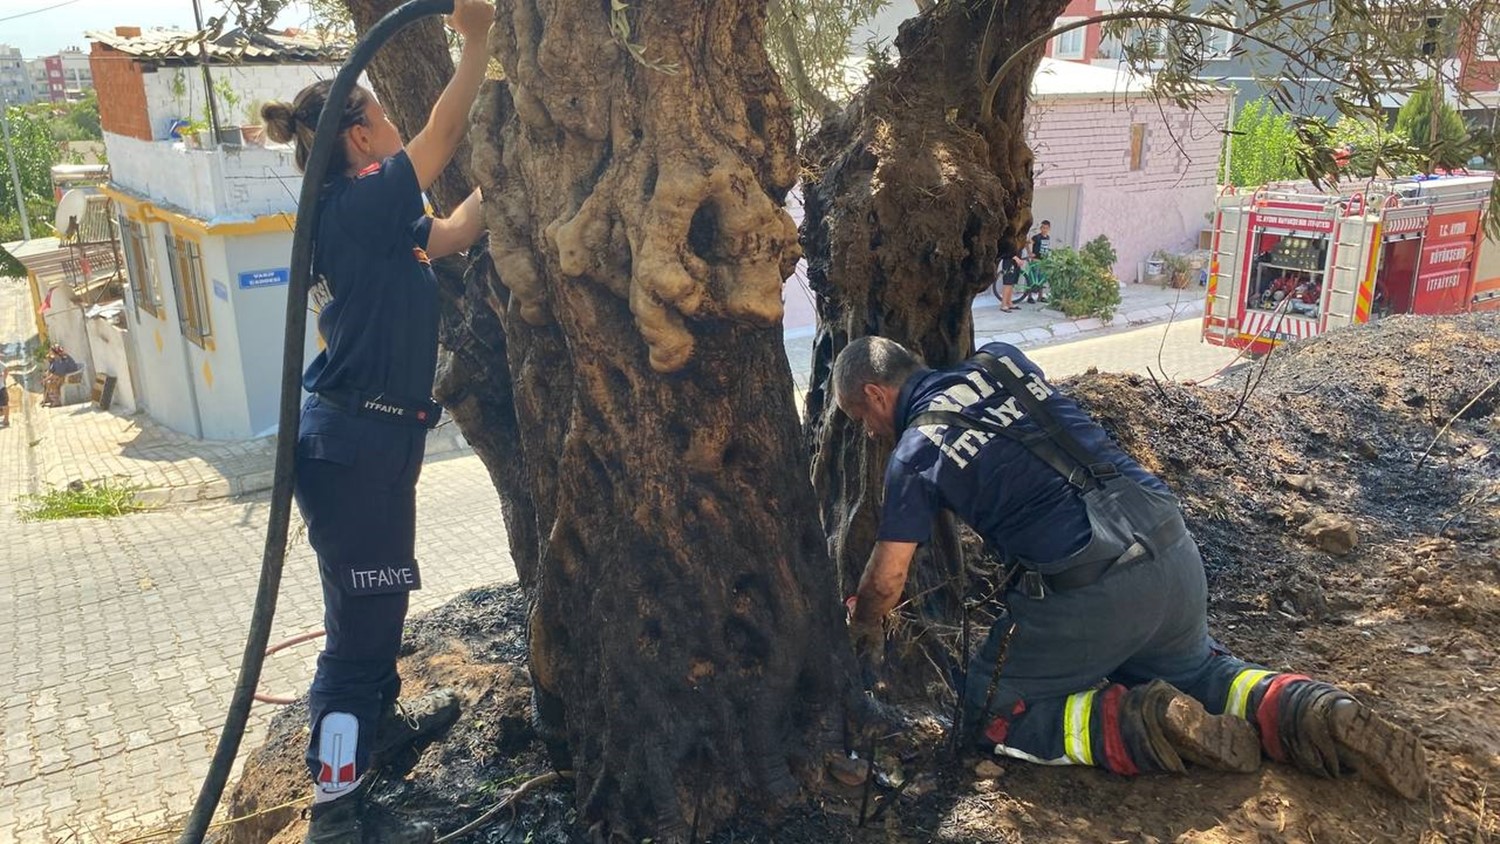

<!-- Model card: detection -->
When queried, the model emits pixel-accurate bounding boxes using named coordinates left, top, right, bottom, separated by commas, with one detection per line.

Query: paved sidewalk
left=26, top=401, right=471, bottom=506
left=0, top=277, right=469, bottom=505
left=972, top=280, right=1206, bottom=349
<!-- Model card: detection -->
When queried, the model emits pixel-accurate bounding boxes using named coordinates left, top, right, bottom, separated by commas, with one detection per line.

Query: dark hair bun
left=261, top=101, right=297, bottom=144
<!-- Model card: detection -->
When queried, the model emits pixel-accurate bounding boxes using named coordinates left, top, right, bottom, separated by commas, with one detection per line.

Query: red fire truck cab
left=1203, top=174, right=1500, bottom=354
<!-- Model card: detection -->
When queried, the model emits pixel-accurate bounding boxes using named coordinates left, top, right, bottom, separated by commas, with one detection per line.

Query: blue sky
left=3, top=0, right=318, bottom=57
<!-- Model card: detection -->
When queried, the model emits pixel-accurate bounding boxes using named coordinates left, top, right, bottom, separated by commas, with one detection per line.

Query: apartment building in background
left=0, top=44, right=35, bottom=105
left=1040, top=0, right=1500, bottom=116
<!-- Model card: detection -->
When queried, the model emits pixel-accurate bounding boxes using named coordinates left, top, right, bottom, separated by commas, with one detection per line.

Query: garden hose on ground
left=175, top=1, right=456, bottom=840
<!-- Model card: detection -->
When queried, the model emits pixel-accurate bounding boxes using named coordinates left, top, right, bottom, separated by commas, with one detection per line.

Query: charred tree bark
left=801, top=2, right=1064, bottom=694
left=471, top=2, right=854, bottom=839
left=341, top=0, right=546, bottom=586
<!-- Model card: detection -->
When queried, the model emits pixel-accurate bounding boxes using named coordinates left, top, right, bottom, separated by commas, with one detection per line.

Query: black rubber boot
left=369, top=688, right=461, bottom=778
left=304, top=780, right=436, bottom=844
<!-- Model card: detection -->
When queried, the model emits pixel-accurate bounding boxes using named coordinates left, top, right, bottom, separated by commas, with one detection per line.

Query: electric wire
left=0, top=0, right=83, bottom=24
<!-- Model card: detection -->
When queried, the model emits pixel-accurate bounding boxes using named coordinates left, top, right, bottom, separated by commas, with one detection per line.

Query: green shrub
left=1394, top=79, right=1474, bottom=172
left=1080, top=235, right=1117, bottom=271
left=1036, top=244, right=1121, bottom=321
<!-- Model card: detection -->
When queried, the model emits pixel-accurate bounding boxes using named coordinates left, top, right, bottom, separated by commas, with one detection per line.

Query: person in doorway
left=1020, top=221, right=1051, bottom=303
left=993, top=245, right=1023, bottom=312
left=836, top=336, right=1427, bottom=798
left=261, top=1, right=492, bottom=840
left=42, top=344, right=80, bottom=407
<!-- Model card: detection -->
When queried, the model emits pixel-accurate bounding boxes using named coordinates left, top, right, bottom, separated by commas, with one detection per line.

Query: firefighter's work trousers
left=964, top=510, right=1282, bottom=771
left=293, top=397, right=428, bottom=797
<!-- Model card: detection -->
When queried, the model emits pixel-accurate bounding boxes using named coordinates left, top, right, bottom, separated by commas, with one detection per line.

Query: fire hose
left=174, top=1, right=455, bottom=840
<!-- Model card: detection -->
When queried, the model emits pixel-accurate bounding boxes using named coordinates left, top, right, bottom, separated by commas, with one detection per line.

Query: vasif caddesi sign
left=238, top=268, right=291, bottom=290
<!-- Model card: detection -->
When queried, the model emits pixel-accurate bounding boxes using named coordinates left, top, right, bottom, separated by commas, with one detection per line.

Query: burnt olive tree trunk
left=462, top=2, right=854, bottom=839
left=801, top=2, right=1064, bottom=691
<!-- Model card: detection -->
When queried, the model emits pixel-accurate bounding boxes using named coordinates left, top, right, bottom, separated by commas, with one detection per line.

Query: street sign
left=238, top=268, right=290, bottom=289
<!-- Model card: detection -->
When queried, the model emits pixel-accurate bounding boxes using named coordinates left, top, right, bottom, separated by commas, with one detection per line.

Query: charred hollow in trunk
left=800, top=2, right=1065, bottom=700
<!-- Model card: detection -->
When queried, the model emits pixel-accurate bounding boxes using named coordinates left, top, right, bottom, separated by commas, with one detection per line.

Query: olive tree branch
left=978, top=9, right=1370, bottom=122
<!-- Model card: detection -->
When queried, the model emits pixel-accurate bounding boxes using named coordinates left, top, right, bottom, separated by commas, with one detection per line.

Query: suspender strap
left=971, top=351, right=1121, bottom=489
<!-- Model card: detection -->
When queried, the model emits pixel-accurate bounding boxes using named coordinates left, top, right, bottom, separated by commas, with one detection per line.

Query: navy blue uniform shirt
left=878, top=342, right=1169, bottom=566
left=304, top=150, right=439, bottom=403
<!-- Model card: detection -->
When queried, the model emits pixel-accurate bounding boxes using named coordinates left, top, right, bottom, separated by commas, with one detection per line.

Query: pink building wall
left=1028, top=93, right=1230, bottom=282
left=779, top=88, right=1232, bottom=333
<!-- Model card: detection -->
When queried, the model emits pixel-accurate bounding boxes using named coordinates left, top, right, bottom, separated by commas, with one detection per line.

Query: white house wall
left=188, top=234, right=254, bottom=440
left=106, top=134, right=220, bottom=220
left=105, top=134, right=304, bottom=221
left=1027, top=95, right=1229, bottom=281
left=139, top=63, right=341, bottom=141
left=40, top=297, right=92, bottom=385
left=222, top=231, right=320, bottom=435
left=84, top=318, right=138, bottom=414
left=124, top=221, right=200, bottom=437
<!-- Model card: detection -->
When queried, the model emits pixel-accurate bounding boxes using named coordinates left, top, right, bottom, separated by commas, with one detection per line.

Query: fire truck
left=1202, top=174, right=1500, bottom=354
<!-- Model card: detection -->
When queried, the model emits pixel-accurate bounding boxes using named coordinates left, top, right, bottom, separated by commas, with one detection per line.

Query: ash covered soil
left=217, top=314, right=1499, bottom=844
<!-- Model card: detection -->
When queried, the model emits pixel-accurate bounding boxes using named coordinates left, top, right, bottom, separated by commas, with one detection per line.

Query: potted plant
left=239, top=99, right=267, bottom=146
left=1152, top=250, right=1194, bottom=289
left=179, top=118, right=211, bottom=150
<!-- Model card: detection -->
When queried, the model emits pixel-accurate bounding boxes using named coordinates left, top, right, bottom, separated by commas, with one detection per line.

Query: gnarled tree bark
left=801, top=1, right=1063, bottom=695
left=470, top=2, right=855, bottom=839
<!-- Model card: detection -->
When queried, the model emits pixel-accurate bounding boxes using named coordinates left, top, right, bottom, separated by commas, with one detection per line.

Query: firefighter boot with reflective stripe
left=1119, top=680, right=1261, bottom=775
left=1257, top=678, right=1427, bottom=799
left=304, top=780, right=436, bottom=844
left=369, top=688, right=460, bottom=778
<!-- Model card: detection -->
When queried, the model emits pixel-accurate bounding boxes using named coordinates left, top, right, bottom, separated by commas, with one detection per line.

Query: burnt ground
left=217, top=313, right=1499, bottom=844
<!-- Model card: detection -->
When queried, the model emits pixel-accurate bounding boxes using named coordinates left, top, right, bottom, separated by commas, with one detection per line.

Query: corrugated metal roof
left=86, top=27, right=348, bottom=63
left=58, top=195, right=116, bottom=247
left=7, top=233, right=120, bottom=294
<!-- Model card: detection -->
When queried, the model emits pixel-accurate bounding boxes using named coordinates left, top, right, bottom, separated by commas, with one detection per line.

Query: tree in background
left=1395, top=78, right=1475, bottom=172
left=1222, top=99, right=1301, bottom=186
left=765, top=0, right=891, bottom=135
left=1323, top=114, right=1422, bottom=178
left=46, top=92, right=101, bottom=142
left=1, top=104, right=60, bottom=271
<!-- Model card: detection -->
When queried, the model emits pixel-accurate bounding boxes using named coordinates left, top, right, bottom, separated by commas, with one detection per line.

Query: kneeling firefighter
left=259, top=0, right=492, bottom=839
left=836, top=336, right=1427, bottom=798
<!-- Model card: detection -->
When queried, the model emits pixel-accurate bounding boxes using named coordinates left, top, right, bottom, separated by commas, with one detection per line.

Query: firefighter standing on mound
left=260, top=1, right=492, bottom=840
left=836, top=336, right=1427, bottom=796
